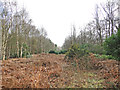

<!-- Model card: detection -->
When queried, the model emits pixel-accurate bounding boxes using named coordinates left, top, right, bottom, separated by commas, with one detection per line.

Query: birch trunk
left=0, top=21, right=2, bottom=60
left=118, top=0, right=120, bottom=28
left=16, top=25, right=19, bottom=57
left=2, top=25, right=6, bottom=60
left=20, top=44, right=23, bottom=58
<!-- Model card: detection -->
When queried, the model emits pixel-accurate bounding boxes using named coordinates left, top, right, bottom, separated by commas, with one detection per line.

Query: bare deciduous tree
left=0, top=0, right=56, bottom=60
left=1, top=1, right=14, bottom=60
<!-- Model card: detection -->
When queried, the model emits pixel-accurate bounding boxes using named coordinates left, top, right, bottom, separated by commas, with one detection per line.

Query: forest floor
left=1, top=54, right=120, bottom=88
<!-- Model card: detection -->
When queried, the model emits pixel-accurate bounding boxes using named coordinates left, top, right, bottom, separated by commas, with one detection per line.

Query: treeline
left=0, top=0, right=56, bottom=60
left=62, top=0, right=120, bottom=60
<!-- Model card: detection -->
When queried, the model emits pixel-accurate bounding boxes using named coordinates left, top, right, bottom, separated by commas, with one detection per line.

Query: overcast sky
left=15, top=0, right=107, bottom=47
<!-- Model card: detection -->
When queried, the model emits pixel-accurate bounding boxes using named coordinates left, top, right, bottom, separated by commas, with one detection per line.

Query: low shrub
left=104, top=28, right=120, bottom=61
left=49, top=50, right=55, bottom=53
left=49, top=50, right=56, bottom=54
left=26, top=54, right=32, bottom=58
left=49, top=50, right=59, bottom=54
left=49, top=50, right=67, bottom=55
left=94, top=54, right=116, bottom=60
left=80, top=44, right=106, bottom=55
left=59, top=50, right=67, bottom=54
left=22, top=43, right=30, bottom=58
left=65, top=44, right=89, bottom=60
left=10, top=53, right=18, bottom=58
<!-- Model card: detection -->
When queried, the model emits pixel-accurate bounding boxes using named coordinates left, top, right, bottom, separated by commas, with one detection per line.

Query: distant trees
left=0, top=0, right=55, bottom=60
left=62, top=25, right=77, bottom=50
left=118, top=0, right=120, bottom=28
left=62, top=0, right=119, bottom=51
left=101, top=0, right=118, bottom=36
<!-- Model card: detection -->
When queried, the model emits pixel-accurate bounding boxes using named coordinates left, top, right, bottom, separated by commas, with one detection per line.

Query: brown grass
left=1, top=53, right=119, bottom=88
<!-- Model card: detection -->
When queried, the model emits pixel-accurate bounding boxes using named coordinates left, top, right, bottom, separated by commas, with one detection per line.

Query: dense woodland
left=62, top=0, right=120, bottom=60
left=0, top=0, right=56, bottom=60
left=63, top=1, right=120, bottom=47
left=0, top=0, right=120, bottom=60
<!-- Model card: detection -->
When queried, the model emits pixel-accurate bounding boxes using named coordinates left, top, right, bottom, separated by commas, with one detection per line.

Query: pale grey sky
left=15, top=0, right=107, bottom=46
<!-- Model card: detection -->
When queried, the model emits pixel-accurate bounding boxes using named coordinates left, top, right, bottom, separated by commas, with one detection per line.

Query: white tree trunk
left=17, top=38, right=19, bottom=57
left=16, top=26, right=19, bottom=57
left=0, top=26, right=2, bottom=60
left=118, top=0, right=120, bottom=28
left=2, top=29, right=5, bottom=60
left=20, top=43, right=23, bottom=58
left=2, top=35, right=6, bottom=60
